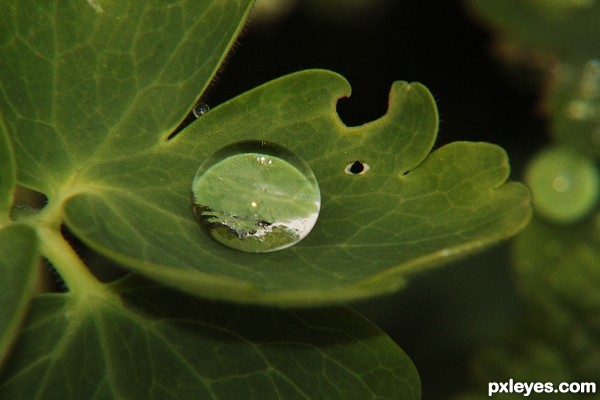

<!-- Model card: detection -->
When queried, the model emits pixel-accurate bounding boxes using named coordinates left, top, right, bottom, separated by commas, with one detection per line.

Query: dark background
left=206, top=0, right=546, bottom=164
left=202, top=1, right=546, bottom=398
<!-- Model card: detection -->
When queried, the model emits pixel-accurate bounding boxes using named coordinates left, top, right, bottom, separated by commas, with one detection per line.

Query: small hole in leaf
left=344, top=160, right=370, bottom=175
left=349, top=161, right=364, bottom=174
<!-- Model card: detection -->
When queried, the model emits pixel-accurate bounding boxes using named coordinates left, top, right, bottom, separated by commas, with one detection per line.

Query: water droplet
left=192, top=102, right=210, bottom=118
left=525, top=146, right=600, bottom=224
left=191, top=141, right=321, bottom=252
left=344, top=160, right=370, bottom=175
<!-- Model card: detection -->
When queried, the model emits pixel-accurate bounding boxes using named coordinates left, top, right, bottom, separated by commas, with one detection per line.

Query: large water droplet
left=191, top=141, right=321, bottom=252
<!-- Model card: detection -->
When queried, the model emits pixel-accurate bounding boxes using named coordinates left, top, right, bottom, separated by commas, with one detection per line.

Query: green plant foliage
left=0, top=1, right=530, bottom=307
left=457, top=215, right=600, bottom=399
left=0, top=0, right=533, bottom=397
left=470, top=1, right=600, bottom=160
left=0, top=121, right=40, bottom=368
left=509, top=216, right=600, bottom=388
left=467, top=0, right=600, bottom=63
left=62, top=70, right=531, bottom=305
left=0, top=224, right=39, bottom=368
left=0, top=0, right=252, bottom=197
left=468, top=1, right=600, bottom=157
left=0, top=119, right=14, bottom=218
left=546, top=60, right=600, bottom=158
left=513, top=215, right=600, bottom=319
left=0, top=275, right=420, bottom=400
left=461, top=2, right=600, bottom=398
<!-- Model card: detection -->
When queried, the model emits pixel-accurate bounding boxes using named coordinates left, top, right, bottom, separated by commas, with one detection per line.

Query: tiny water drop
left=193, top=102, right=210, bottom=118
left=191, top=141, right=321, bottom=252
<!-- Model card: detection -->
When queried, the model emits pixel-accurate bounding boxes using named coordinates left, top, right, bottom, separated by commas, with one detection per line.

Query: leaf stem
left=39, top=226, right=106, bottom=297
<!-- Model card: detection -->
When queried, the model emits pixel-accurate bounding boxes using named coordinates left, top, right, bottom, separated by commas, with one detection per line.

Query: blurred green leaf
left=0, top=224, right=39, bottom=369
left=457, top=214, right=600, bottom=399
left=461, top=2, right=600, bottom=398
left=546, top=60, right=600, bottom=158
left=513, top=214, right=600, bottom=316
left=0, top=276, right=420, bottom=400
left=467, top=0, right=600, bottom=63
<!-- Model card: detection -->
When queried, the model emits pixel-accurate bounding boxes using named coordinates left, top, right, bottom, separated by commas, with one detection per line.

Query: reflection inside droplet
left=191, top=140, right=321, bottom=252
left=552, top=176, right=571, bottom=192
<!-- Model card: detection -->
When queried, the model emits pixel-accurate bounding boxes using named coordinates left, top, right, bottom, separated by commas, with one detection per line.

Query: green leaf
left=0, top=0, right=253, bottom=197
left=511, top=213, right=600, bottom=383
left=0, top=276, right=420, bottom=400
left=458, top=214, right=600, bottom=399
left=0, top=118, right=14, bottom=218
left=0, top=223, right=39, bottom=369
left=1, top=1, right=530, bottom=305
left=63, top=70, right=531, bottom=305
left=546, top=60, right=600, bottom=159
left=513, top=215, right=600, bottom=315
left=467, top=0, right=600, bottom=63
